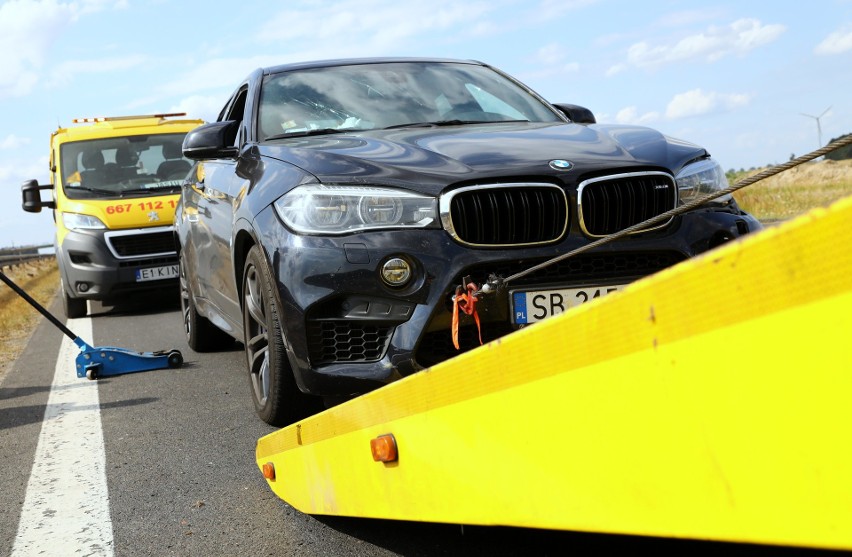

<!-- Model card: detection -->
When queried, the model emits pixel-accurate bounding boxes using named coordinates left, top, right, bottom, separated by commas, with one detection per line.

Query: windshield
left=60, top=133, right=192, bottom=199
left=257, top=61, right=562, bottom=140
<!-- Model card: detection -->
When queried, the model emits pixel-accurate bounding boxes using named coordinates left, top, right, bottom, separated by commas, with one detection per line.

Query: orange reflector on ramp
left=371, top=434, right=398, bottom=463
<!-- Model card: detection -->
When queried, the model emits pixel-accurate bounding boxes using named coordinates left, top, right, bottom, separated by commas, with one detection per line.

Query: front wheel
left=242, top=245, right=316, bottom=426
left=61, top=277, right=87, bottom=319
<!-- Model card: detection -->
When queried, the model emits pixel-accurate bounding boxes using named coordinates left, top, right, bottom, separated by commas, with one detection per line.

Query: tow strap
left=451, top=279, right=482, bottom=350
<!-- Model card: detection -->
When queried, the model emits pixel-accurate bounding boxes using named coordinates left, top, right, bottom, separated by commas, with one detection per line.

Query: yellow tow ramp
left=256, top=196, right=852, bottom=551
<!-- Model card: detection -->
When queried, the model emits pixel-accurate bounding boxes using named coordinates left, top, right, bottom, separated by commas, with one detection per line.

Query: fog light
left=77, top=282, right=89, bottom=293
left=381, top=257, right=411, bottom=287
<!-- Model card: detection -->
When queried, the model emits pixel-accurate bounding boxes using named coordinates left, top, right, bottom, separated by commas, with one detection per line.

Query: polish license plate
left=511, top=284, right=627, bottom=324
left=135, top=264, right=179, bottom=282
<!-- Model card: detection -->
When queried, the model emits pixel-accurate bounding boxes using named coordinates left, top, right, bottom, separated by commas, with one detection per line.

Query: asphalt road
left=0, top=290, right=834, bottom=556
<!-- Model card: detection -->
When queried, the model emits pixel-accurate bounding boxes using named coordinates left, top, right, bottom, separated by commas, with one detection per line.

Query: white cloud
left=77, top=0, right=125, bottom=13
left=654, top=9, right=721, bottom=28
left=163, top=55, right=285, bottom=97
left=534, top=0, right=599, bottom=17
left=665, top=88, right=751, bottom=119
left=255, top=1, right=494, bottom=51
left=0, top=154, right=49, bottom=182
left=0, top=0, right=120, bottom=100
left=518, top=63, right=580, bottom=84
left=614, top=106, right=660, bottom=125
left=1, top=134, right=31, bottom=149
left=626, top=18, right=786, bottom=69
left=605, top=63, right=626, bottom=77
left=815, top=26, right=852, bottom=55
left=524, top=42, right=581, bottom=78
left=169, top=95, right=226, bottom=123
left=535, top=43, right=567, bottom=66
left=0, top=0, right=75, bottom=98
left=45, top=55, right=149, bottom=88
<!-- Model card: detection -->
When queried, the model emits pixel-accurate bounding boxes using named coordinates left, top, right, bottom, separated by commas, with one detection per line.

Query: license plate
left=135, top=264, right=179, bottom=282
left=512, top=284, right=627, bottom=324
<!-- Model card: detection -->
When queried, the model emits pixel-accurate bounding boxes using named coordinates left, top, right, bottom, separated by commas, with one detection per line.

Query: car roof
left=261, top=57, right=485, bottom=76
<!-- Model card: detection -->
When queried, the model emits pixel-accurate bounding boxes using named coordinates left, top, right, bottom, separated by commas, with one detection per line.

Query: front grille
left=106, top=230, right=177, bottom=258
left=118, top=256, right=177, bottom=269
left=307, top=320, right=394, bottom=365
left=442, top=184, right=568, bottom=246
left=579, top=171, right=676, bottom=237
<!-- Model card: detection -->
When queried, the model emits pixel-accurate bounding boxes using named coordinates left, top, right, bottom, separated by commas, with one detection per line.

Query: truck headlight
left=62, top=212, right=106, bottom=230
left=275, top=185, right=439, bottom=234
left=675, top=159, right=732, bottom=205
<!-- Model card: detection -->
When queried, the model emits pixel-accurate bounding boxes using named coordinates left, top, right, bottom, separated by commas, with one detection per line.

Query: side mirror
left=553, top=103, right=596, bottom=124
left=182, top=120, right=240, bottom=160
left=21, top=179, right=55, bottom=213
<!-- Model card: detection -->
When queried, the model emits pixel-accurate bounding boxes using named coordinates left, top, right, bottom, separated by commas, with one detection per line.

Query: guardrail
left=0, top=244, right=54, bottom=268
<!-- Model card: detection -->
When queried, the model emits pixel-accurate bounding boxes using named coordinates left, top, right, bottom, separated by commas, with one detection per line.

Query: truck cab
left=21, top=113, right=203, bottom=318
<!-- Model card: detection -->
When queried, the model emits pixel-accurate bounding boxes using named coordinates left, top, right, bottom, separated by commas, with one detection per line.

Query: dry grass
left=0, top=259, right=59, bottom=381
left=731, top=159, right=852, bottom=221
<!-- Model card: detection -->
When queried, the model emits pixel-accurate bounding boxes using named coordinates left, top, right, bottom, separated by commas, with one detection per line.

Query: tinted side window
left=221, top=88, right=249, bottom=147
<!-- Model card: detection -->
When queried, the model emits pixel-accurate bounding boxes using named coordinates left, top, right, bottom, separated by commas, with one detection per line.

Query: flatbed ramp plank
left=257, top=196, right=852, bottom=551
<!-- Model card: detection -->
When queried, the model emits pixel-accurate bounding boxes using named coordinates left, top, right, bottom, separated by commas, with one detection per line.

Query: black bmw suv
left=175, top=57, right=761, bottom=425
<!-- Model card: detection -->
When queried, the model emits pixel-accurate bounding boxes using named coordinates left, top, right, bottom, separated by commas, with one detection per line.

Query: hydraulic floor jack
left=0, top=268, right=183, bottom=379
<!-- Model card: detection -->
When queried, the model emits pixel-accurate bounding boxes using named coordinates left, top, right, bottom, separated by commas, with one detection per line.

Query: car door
left=185, top=87, right=251, bottom=334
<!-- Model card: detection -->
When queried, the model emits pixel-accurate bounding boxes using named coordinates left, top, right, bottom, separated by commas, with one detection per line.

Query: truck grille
left=105, top=228, right=177, bottom=259
left=441, top=184, right=568, bottom=246
left=307, top=320, right=394, bottom=365
left=579, top=171, right=676, bottom=237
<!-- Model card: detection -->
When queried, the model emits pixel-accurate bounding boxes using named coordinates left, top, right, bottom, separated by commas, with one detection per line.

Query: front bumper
left=58, top=225, right=179, bottom=302
left=256, top=206, right=762, bottom=397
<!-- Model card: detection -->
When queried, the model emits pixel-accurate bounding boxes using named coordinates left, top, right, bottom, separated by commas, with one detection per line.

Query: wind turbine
left=800, top=106, right=831, bottom=150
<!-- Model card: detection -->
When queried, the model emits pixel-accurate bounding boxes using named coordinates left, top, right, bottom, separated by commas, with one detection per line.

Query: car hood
left=259, top=122, right=707, bottom=193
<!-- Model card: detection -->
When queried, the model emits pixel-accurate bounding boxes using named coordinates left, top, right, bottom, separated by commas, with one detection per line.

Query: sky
left=1, top=0, right=850, bottom=248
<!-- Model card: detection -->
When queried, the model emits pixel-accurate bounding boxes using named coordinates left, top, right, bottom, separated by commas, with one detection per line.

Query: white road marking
left=12, top=318, right=114, bottom=556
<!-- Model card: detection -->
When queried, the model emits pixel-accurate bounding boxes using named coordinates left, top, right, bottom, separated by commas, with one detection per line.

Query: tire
left=61, top=277, right=87, bottom=319
left=242, top=245, right=317, bottom=426
left=180, top=252, right=233, bottom=352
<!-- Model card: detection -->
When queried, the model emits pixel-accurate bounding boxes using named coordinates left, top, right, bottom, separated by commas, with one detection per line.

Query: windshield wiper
left=67, top=185, right=117, bottom=196
left=265, top=127, right=370, bottom=141
left=384, top=119, right=529, bottom=130
left=119, top=186, right=180, bottom=196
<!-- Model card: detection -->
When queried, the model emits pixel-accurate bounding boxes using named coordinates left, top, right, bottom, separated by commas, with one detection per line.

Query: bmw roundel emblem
left=549, top=159, right=574, bottom=171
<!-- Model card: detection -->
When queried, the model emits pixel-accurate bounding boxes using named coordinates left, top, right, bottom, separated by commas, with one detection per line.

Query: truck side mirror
left=21, top=179, right=55, bottom=213
left=552, top=103, right=596, bottom=124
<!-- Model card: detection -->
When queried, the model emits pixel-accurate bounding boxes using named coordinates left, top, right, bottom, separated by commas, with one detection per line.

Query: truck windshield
left=60, top=133, right=191, bottom=199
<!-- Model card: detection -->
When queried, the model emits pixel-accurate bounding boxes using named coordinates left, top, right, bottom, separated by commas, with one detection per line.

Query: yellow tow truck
left=255, top=192, right=852, bottom=552
left=21, top=113, right=203, bottom=317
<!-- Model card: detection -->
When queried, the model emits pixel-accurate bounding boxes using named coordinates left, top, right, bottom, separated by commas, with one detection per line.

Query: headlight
left=62, top=212, right=106, bottom=230
left=675, top=159, right=732, bottom=205
left=274, top=185, right=439, bottom=234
